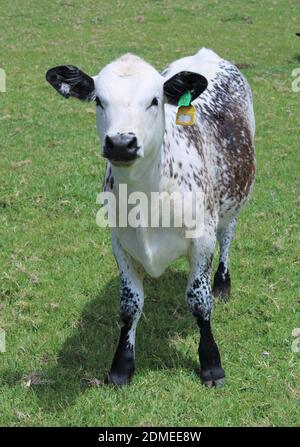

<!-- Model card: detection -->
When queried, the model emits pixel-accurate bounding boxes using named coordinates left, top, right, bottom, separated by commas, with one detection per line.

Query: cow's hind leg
left=107, top=234, right=144, bottom=386
left=186, top=230, right=225, bottom=387
left=213, top=217, right=237, bottom=301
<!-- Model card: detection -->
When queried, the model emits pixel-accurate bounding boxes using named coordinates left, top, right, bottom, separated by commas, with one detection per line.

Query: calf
left=46, top=48, right=255, bottom=387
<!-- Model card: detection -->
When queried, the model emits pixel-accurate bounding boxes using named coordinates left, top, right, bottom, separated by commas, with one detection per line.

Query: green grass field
left=0, top=0, right=299, bottom=427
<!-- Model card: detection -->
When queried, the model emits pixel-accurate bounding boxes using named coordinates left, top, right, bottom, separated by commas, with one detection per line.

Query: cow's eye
left=96, top=97, right=104, bottom=109
left=149, top=97, right=159, bottom=108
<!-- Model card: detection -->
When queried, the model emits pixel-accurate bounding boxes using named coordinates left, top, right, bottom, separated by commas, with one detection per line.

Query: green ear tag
left=178, top=91, right=192, bottom=107
left=176, top=91, right=196, bottom=126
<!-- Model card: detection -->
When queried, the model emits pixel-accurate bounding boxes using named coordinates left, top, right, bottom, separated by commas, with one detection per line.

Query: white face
left=93, top=56, right=165, bottom=166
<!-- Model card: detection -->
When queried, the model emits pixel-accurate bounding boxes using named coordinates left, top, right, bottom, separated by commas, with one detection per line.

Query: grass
left=0, top=0, right=299, bottom=427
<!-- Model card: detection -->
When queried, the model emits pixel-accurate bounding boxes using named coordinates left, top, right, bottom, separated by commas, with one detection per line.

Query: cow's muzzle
left=103, top=133, right=140, bottom=165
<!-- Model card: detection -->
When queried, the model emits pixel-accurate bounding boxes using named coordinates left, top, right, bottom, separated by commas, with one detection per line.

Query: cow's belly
left=116, top=227, right=190, bottom=278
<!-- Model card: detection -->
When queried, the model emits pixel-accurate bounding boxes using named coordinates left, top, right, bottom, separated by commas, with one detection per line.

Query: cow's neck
left=111, top=146, right=163, bottom=195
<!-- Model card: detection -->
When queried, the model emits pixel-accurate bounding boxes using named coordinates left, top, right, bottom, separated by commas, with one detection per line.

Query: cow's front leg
left=186, top=233, right=225, bottom=387
left=107, top=233, right=144, bottom=386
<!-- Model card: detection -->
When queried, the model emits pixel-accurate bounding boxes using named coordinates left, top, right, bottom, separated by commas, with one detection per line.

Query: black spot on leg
left=213, top=262, right=231, bottom=301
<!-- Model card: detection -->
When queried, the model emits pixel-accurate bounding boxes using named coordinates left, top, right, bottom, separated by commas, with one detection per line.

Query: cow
left=46, top=47, right=255, bottom=387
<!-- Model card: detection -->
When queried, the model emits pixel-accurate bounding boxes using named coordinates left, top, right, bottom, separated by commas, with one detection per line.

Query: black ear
left=45, top=65, right=95, bottom=101
left=163, top=71, right=208, bottom=106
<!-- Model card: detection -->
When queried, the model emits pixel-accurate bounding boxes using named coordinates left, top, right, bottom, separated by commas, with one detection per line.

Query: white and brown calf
left=46, top=48, right=255, bottom=387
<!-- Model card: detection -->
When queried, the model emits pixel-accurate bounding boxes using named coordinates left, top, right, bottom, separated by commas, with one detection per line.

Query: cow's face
left=94, top=55, right=165, bottom=167
left=46, top=54, right=207, bottom=169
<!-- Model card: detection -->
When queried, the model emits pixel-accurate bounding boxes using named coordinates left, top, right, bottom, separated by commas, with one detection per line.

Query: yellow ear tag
left=175, top=91, right=196, bottom=126
left=176, top=105, right=196, bottom=126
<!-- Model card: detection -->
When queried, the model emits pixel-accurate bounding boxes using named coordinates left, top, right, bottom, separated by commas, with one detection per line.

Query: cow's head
left=46, top=54, right=207, bottom=171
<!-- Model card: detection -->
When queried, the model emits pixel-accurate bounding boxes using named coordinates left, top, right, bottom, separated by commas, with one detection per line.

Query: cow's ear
left=163, top=71, right=208, bottom=106
left=45, top=65, right=95, bottom=101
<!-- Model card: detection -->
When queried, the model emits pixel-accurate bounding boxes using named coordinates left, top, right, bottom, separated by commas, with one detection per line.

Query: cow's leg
left=186, top=230, right=225, bottom=387
left=213, top=217, right=237, bottom=301
left=107, top=234, right=144, bottom=386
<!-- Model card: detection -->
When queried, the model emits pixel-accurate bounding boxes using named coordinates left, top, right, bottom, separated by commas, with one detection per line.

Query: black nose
left=103, top=133, right=139, bottom=162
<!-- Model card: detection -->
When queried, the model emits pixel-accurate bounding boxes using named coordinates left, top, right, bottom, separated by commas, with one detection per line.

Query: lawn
left=0, top=0, right=299, bottom=427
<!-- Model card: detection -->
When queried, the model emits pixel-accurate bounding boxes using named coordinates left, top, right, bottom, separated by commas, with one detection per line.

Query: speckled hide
left=162, top=55, right=255, bottom=226
left=103, top=49, right=255, bottom=277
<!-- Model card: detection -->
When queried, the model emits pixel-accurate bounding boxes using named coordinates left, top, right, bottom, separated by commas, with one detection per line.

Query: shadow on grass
left=33, top=269, right=199, bottom=411
left=290, top=54, right=300, bottom=63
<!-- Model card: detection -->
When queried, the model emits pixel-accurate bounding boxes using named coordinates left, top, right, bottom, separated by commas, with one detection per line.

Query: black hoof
left=213, top=262, right=230, bottom=301
left=200, top=366, right=225, bottom=388
left=106, top=369, right=134, bottom=386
